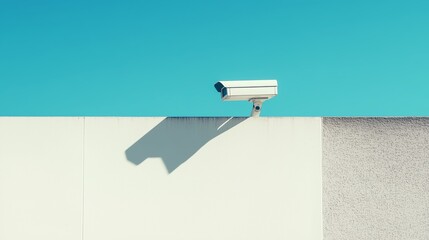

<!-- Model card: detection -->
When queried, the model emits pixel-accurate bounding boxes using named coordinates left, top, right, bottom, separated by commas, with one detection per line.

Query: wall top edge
left=0, top=116, right=323, bottom=119
left=323, top=116, right=429, bottom=119
left=0, top=116, right=428, bottom=119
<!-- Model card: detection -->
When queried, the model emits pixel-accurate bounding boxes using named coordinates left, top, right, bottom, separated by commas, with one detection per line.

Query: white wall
left=0, top=117, right=322, bottom=240
left=0, top=118, right=83, bottom=240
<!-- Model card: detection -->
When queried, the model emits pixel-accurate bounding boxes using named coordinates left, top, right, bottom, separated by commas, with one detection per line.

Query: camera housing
left=214, top=80, right=278, bottom=117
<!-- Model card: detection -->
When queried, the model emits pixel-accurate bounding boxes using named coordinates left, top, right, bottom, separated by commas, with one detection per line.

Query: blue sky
left=1, top=0, right=429, bottom=116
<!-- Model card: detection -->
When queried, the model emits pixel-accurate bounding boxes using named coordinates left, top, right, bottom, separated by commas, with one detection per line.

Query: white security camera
left=214, top=80, right=278, bottom=117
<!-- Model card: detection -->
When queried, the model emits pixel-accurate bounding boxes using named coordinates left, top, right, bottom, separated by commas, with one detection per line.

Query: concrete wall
left=5, top=117, right=427, bottom=240
left=323, top=118, right=429, bottom=240
left=0, top=117, right=322, bottom=240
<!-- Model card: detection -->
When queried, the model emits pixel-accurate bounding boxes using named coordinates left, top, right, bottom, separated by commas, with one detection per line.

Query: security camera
left=214, top=80, right=278, bottom=117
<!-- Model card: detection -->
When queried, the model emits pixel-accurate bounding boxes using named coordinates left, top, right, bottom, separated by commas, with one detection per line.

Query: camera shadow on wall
left=125, top=117, right=247, bottom=173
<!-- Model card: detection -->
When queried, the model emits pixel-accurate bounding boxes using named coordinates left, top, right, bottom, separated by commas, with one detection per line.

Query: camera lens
left=255, top=106, right=261, bottom=111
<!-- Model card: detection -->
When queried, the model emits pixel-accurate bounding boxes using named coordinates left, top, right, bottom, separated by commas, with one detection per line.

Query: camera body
left=214, top=80, right=278, bottom=117
left=214, top=80, right=278, bottom=101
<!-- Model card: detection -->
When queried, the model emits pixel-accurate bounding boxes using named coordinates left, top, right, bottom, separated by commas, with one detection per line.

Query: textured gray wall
left=323, top=118, right=429, bottom=240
